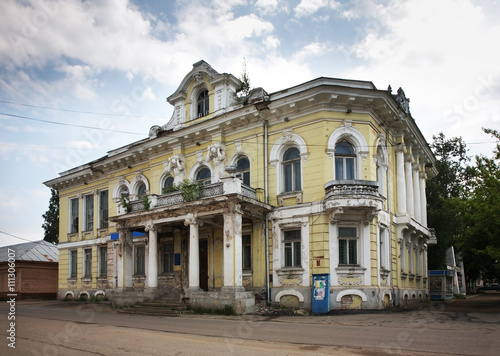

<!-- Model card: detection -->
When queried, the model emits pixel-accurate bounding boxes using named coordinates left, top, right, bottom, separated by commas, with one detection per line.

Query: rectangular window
left=69, top=250, right=77, bottom=279
left=242, top=235, right=252, bottom=270
left=284, top=230, right=301, bottom=267
left=99, top=190, right=109, bottom=229
left=339, top=227, right=358, bottom=265
left=136, top=246, right=145, bottom=275
left=84, top=248, right=92, bottom=278
left=84, top=194, right=94, bottom=231
left=99, top=246, right=107, bottom=277
left=335, top=157, right=355, bottom=180
left=163, top=242, right=174, bottom=274
left=70, top=198, right=79, bottom=233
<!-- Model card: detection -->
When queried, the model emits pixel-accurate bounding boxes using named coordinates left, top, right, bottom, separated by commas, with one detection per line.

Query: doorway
left=199, top=240, right=208, bottom=291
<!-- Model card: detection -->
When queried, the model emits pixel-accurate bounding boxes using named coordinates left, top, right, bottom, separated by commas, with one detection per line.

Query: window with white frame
left=197, top=90, right=209, bottom=117
left=98, top=190, right=108, bottom=229
left=137, top=183, right=147, bottom=198
left=135, top=246, right=146, bottom=275
left=282, top=147, right=301, bottom=192
left=283, top=230, right=301, bottom=268
left=338, top=226, right=358, bottom=265
left=196, top=167, right=211, bottom=185
left=69, top=198, right=79, bottom=233
left=84, top=194, right=94, bottom=231
left=69, top=249, right=77, bottom=279
left=335, top=140, right=356, bottom=180
left=235, top=157, right=250, bottom=186
left=163, top=242, right=174, bottom=274
left=98, top=246, right=107, bottom=277
left=242, top=234, right=252, bottom=270
left=83, top=248, right=92, bottom=278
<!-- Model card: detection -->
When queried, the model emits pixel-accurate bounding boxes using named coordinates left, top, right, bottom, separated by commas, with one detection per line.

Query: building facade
left=45, top=60, right=437, bottom=313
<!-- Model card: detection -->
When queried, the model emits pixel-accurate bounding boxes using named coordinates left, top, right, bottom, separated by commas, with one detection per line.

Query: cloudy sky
left=1, top=0, right=499, bottom=247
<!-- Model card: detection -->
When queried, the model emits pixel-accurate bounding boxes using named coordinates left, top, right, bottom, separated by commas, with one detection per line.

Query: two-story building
left=44, top=60, right=437, bottom=313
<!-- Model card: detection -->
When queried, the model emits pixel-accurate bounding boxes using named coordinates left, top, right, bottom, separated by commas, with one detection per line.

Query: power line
left=0, top=112, right=145, bottom=136
left=0, top=99, right=166, bottom=119
left=0, top=230, right=35, bottom=242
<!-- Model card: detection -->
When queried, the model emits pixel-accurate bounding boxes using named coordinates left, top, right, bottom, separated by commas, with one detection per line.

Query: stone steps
left=118, top=291, right=193, bottom=317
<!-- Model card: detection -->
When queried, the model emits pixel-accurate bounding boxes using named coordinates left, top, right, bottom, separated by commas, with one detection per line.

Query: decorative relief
left=206, top=142, right=226, bottom=164
left=165, top=154, right=186, bottom=177
left=338, top=276, right=362, bottom=286
left=279, top=277, right=302, bottom=286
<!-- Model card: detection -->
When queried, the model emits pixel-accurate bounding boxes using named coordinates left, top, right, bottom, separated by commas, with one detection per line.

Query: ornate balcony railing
left=324, top=179, right=380, bottom=199
left=122, top=178, right=257, bottom=215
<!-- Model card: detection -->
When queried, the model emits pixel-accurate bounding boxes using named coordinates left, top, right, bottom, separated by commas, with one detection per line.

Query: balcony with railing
left=118, top=177, right=261, bottom=215
left=323, top=179, right=384, bottom=214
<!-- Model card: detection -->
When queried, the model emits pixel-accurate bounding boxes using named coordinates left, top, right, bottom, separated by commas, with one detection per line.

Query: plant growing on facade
left=178, top=179, right=202, bottom=202
left=162, top=184, right=180, bottom=194
left=142, top=195, right=150, bottom=210
left=233, top=58, right=255, bottom=105
left=120, top=196, right=132, bottom=213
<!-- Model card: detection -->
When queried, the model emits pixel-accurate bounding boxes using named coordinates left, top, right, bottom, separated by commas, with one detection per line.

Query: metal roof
left=0, top=240, right=59, bottom=263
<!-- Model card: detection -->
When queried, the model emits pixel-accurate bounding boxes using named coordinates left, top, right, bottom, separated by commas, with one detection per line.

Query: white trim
left=275, top=289, right=305, bottom=303
left=336, top=289, right=368, bottom=302
left=130, top=173, right=150, bottom=200
left=269, top=130, right=308, bottom=194
left=327, top=122, right=369, bottom=179
left=59, top=237, right=109, bottom=249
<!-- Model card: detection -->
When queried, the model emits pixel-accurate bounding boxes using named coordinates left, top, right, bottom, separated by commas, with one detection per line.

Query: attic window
left=197, top=90, right=209, bottom=118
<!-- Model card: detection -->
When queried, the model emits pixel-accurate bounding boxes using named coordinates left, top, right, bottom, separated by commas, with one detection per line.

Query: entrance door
left=199, top=240, right=209, bottom=291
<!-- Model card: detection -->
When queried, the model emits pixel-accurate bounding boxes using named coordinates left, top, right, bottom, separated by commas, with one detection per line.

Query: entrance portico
left=109, top=179, right=270, bottom=313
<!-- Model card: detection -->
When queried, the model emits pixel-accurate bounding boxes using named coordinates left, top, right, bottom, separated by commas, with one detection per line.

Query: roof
left=0, top=240, right=59, bottom=263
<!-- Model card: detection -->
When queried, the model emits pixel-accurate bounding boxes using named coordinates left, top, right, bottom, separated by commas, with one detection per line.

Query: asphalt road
left=1, top=292, right=499, bottom=355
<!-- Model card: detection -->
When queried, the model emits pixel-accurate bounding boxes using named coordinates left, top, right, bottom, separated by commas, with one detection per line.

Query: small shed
left=0, top=240, right=59, bottom=299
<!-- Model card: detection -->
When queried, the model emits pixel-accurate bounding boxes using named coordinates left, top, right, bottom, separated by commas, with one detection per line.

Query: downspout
left=264, top=120, right=271, bottom=306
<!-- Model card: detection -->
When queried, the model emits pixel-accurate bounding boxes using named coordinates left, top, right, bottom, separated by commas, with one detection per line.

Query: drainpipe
left=264, top=120, right=271, bottom=306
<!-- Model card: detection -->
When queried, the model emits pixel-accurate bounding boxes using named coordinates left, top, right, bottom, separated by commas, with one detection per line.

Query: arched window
left=235, top=157, right=250, bottom=186
left=283, top=147, right=301, bottom=192
left=335, top=140, right=356, bottom=180
left=197, top=90, right=209, bottom=118
left=163, top=176, right=175, bottom=193
left=196, top=167, right=211, bottom=185
left=119, top=186, right=129, bottom=198
left=137, top=183, right=147, bottom=198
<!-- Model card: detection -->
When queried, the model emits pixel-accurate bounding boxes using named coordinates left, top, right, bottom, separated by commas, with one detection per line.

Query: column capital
left=184, top=213, right=203, bottom=227
left=144, top=220, right=156, bottom=232
left=395, top=143, right=407, bottom=154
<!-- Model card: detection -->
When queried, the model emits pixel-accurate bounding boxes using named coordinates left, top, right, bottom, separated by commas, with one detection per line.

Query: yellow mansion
left=44, top=60, right=437, bottom=313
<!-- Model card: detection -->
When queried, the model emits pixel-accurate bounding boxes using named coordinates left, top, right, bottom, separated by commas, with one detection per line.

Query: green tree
left=426, top=133, right=471, bottom=269
left=42, top=188, right=59, bottom=244
left=459, top=128, right=500, bottom=283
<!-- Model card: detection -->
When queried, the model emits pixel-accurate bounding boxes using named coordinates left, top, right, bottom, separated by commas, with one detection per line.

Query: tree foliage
left=42, top=188, right=59, bottom=244
left=457, top=128, right=500, bottom=283
left=427, top=129, right=500, bottom=284
left=426, top=133, right=470, bottom=269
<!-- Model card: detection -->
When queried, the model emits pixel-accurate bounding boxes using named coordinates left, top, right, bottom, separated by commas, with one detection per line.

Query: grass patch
left=191, top=304, right=235, bottom=315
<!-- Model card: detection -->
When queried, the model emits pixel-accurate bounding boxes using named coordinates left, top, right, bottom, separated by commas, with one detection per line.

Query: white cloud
left=343, top=0, right=500, bottom=155
left=294, top=0, right=339, bottom=18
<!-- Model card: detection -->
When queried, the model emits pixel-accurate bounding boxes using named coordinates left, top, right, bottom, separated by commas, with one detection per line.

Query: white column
left=146, top=222, right=158, bottom=288
left=405, top=155, right=414, bottom=217
left=420, top=172, right=428, bottom=226
left=396, top=145, right=407, bottom=214
left=120, top=230, right=133, bottom=288
left=222, top=204, right=243, bottom=290
left=185, top=213, right=200, bottom=289
left=413, top=164, right=421, bottom=222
